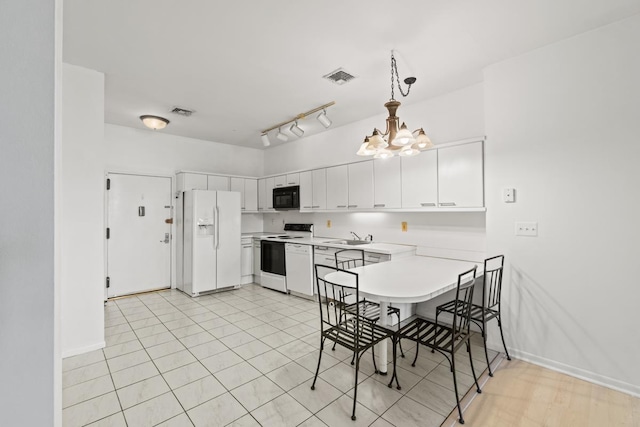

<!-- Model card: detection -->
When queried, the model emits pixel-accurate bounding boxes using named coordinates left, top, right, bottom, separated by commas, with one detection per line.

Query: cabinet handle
left=348, top=205, right=357, bottom=208
left=302, top=206, right=312, bottom=208
left=439, top=202, right=456, bottom=206
left=242, top=245, right=252, bottom=248
left=420, top=202, right=436, bottom=207
left=241, top=207, right=246, bottom=210
left=312, top=205, right=320, bottom=208
left=288, top=182, right=296, bottom=185
left=374, top=204, right=385, bottom=208
left=337, top=205, right=347, bottom=208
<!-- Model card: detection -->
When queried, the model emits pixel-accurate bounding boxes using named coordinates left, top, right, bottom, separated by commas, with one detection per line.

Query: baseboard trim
left=62, top=341, right=105, bottom=359
left=511, top=349, right=640, bottom=398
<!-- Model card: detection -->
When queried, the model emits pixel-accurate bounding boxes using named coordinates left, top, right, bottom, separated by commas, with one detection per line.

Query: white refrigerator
left=179, top=190, right=241, bottom=296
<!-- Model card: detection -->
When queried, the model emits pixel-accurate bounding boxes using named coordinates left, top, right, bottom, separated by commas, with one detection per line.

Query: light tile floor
left=62, top=284, right=496, bottom=426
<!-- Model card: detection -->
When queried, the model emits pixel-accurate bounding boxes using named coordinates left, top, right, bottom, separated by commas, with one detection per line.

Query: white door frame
left=104, top=171, right=176, bottom=300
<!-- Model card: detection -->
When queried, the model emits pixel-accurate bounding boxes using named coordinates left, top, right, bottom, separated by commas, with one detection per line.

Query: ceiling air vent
left=169, top=107, right=195, bottom=117
left=323, top=68, right=356, bottom=85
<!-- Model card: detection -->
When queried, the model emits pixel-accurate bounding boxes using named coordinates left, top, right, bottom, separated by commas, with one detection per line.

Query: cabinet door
left=438, top=142, right=484, bottom=208
left=299, top=171, right=313, bottom=210
left=179, top=173, right=207, bottom=191
left=241, top=242, right=253, bottom=276
left=286, top=173, right=300, bottom=186
left=312, top=168, right=327, bottom=210
left=273, top=175, right=286, bottom=188
left=207, top=175, right=229, bottom=191
left=265, top=177, right=275, bottom=210
left=326, top=165, right=348, bottom=210
left=401, top=150, right=438, bottom=208
left=348, top=161, right=374, bottom=209
left=244, top=179, right=258, bottom=211
left=258, top=179, right=267, bottom=211
left=374, top=157, right=401, bottom=209
left=230, top=178, right=245, bottom=210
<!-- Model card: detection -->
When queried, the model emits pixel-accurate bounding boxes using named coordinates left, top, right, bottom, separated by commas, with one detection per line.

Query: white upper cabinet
left=286, top=173, right=300, bottom=186
left=258, top=178, right=266, bottom=211
left=326, top=165, right=348, bottom=209
left=244, top=179, right=258, bottom=211
left=273, top=175, right=286, bottom=188
left=178, top=173, right=207, bottom=191
left=348, top=161, right=374, bottom=209
left=312, top=169, right=327, bottom=210
left=230, top=177, right=245, bottom=209
left=374, top=157, right=401, bottom=209
left=437, top=141, right=484, bottom=208
left=264, top=177, right=275, bottom=210
left=401, top=150, right=438, bottom=208
left=299, top=171, right=313, bottom=210
left=231, top=177, right=258, bottom=211
left=207, top=175, right=229, bottom=191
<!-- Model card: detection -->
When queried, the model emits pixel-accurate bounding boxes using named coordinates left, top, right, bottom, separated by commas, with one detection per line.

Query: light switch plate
left=515, top=222, right=537, bottom=236
left=503, top=188, right=515, bottom=203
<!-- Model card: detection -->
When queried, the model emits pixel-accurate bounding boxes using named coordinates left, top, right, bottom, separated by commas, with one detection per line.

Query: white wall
left=61, top=64, right=106, bottom=357
left=484, top=14, right=640, bottom=395
left=0, top=0, right=56, bottom=424
left=264, top=83, right=484, bottom=174
left=104, top=124, right=264, bottom=177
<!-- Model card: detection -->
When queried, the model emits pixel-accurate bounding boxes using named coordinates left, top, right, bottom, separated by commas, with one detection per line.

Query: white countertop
left=262, top=236, right=415, bottom=256
left=325, top=256, right=483, bottom=304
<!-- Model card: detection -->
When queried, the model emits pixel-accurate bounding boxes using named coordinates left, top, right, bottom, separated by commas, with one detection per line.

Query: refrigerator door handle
left=215, top=206, right=220, bottom=249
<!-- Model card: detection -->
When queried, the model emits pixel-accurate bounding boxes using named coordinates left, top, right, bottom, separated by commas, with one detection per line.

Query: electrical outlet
left=401, top=221, right=408, bottom=232
left=503, top=188, right=516, bottom=203
left=327, top=220, right=331, bottom=228
left=515, top=222, right=538, bottom=236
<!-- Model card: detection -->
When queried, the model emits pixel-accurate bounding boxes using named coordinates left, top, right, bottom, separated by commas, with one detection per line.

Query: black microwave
left=273, top=185, right=299, bottom=210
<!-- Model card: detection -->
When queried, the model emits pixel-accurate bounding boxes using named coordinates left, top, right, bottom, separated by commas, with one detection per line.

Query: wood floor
left=447, top=358, right=640, bottom=427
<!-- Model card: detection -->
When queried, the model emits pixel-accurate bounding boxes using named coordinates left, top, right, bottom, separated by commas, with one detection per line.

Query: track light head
left=289, top=121, right=304, bottom=137
left=261, top=133, right=271, bottom=147
left=317, top=109, right=332, bottom=128
left=276, top=128, right=289, bottom=142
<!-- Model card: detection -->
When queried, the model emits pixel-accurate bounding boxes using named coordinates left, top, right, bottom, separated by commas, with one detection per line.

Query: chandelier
left=357, top=51, right=433, bottom=158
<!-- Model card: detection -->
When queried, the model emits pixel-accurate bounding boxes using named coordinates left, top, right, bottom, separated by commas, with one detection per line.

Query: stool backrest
left=335, top=249, right=365, bottom=270
left=452, top=266, right=477, bottom=338
left=483, top=255, right=505, bottom=310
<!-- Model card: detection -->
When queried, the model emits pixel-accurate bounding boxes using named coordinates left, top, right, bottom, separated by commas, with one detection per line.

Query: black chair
left=311, top=264, right=394, bottom=421
left=390, top=266, right=481, bottom=425
left=434, top=255, right=510, bottom=376
left=334, top=249, right=404, bottom=368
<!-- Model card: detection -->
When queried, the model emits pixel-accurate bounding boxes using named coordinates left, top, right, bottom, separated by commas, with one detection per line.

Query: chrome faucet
left=365, top=234, right=373, bottom=242
left=350, top=231, right=361, bottom=240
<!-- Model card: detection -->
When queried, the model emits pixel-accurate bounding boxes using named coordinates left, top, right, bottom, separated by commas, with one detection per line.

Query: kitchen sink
left=325, top=240, right=371, bottom=246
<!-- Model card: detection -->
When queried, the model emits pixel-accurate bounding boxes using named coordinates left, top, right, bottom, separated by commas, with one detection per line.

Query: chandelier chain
left=391, top=53, right=412, bottom=99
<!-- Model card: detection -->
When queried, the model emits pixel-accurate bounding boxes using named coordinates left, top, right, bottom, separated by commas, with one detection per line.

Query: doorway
left=106, top=173, right=173, bottom=298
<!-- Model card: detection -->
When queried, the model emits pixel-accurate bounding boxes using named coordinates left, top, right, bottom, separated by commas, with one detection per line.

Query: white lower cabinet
left=241, top=237, right=253, bottom=285
left=252, top=238, right=261, bottom=284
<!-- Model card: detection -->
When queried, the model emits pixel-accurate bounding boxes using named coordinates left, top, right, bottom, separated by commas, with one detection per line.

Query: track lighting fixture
left=317, top=109, right=332, bottom=128
left=259, top=101, right=335, bottom=146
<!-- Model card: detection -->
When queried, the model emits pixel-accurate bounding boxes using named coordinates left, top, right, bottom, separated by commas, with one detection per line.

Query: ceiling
left=63, top=0, right=640, bottom=149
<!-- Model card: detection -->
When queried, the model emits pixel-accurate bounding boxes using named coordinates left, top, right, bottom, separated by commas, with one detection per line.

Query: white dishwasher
left=285, top=243, right=314, bottom=298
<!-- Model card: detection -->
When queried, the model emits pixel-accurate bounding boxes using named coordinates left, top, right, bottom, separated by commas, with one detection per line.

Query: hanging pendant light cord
left=390, top=52, right=412, bottom=100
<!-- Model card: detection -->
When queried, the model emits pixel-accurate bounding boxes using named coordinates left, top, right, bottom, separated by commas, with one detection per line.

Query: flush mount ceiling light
left=260, top=101, right=335, bottom=147
left=140, top=115, right=169, bottom=130
left=357, top=51, right=433, bottom=158
left=317, top=109, right=332, bottom=128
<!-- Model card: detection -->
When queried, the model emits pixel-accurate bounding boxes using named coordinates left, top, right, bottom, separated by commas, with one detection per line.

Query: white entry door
left=107, top=173, right=172, bottom=297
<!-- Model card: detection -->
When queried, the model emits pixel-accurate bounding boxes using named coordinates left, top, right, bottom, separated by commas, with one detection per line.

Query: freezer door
left=190, top=190, right=217, bottom=294
left=215, top=191, right=241, bottom=288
